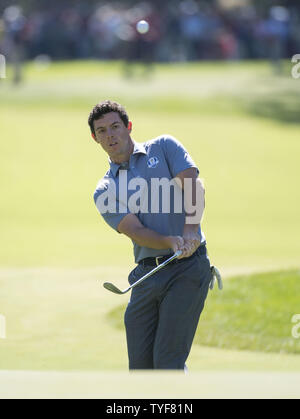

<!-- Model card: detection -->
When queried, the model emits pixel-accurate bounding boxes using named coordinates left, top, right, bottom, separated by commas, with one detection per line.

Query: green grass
left=0, top=59, right=300, bottom=269
left=107, top=269, right=300, bottom=355
left=0, top=59, right=300, bottom=372
left=0, top=267, right=300, bottom=372
left=0, top=267, right=129, bottom=371
left=198, top=269, right=300, bottom=354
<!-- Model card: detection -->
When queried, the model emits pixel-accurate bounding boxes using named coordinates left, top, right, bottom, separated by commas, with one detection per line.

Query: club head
left=103, top=251, right=182, bottom=295
left=103, top=282, right=125, bottom=294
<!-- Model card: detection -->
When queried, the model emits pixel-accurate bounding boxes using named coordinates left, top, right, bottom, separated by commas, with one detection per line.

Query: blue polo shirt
left=94, top=135, right=206, bottom=262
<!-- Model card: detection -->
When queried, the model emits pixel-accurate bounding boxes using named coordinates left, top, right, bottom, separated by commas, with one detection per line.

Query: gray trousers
left=124, top=247, right=211, bottom=370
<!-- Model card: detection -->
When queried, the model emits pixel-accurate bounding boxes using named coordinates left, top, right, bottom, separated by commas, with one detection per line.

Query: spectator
left=0, top=1, right=298, bottom=65
left=1, top=5, right=27, bottom=84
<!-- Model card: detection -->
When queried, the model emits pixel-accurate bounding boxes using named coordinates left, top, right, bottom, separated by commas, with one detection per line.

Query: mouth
left=109, top=142, right=118, bottom=148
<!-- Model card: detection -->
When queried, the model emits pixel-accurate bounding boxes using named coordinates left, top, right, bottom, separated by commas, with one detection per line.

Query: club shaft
left=128, top=250, right=182, bottom=291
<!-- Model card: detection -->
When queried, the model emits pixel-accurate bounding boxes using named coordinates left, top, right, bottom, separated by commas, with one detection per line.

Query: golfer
left=89, top=100, right=212, bottom=370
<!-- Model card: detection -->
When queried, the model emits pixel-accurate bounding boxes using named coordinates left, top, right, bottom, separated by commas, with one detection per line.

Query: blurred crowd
left=0, top=0, right=299, bottom=67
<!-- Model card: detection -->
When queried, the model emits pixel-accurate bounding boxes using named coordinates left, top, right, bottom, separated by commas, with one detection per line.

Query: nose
left=106, top=127, right=113, bottom=140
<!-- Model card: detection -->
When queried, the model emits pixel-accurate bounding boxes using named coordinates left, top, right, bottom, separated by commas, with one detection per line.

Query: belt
left=139, top=245, right=207, bottom=267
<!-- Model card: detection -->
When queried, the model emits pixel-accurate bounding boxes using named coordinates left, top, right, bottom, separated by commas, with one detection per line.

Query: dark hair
left=88, top=100, right=129, bottom=135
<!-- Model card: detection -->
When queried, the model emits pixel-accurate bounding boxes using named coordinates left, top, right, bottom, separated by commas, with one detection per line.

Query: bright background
left=1, top=60, right=300, bottom=270
left=0, top=0, right=300, bottom=398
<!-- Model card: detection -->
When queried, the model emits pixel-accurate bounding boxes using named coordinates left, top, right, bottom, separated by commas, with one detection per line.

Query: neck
left=111, top=142, right=134, bottom=165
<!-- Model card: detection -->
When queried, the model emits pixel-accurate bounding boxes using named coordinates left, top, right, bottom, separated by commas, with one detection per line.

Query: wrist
left=183, top=223, right=199, bottom=236
left=163, top=235, right=174, bottom=249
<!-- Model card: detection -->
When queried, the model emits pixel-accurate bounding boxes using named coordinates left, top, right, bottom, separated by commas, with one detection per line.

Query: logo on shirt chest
left=147, top=156, right=159, bottom=169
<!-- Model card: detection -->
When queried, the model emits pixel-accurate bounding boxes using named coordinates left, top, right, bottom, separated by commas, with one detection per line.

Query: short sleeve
left=161, top=136, right=199, bottom=178
left=94, top=182, right=130, bottom=233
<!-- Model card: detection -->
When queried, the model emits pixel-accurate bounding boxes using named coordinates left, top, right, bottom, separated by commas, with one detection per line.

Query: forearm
left=182, top=179, right=204, bottom=251
left=118, top=213, right=184, bottom=253
left=183, top=223, right=199, bottom=236
left=130, top=226, right=173, bottom=249
left=184, top=177, right=205, bottom=226
left=176, top=171, right=205, bottom=257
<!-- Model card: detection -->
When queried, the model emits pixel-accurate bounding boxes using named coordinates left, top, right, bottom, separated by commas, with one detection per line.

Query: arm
left=118, top=213, right=184, bottom=254
left=175, top=167, right=205, bottom=258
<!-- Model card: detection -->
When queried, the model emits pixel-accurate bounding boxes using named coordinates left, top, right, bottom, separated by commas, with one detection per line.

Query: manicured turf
left=197, top=270, right=300, bottom=354
left=108, top=269, right=300, bottom=355
left=0, top=60, right=299, bottom=269
left=0, top=60, right=300, bottom=375
left=1, top=267, right=300, bottom=372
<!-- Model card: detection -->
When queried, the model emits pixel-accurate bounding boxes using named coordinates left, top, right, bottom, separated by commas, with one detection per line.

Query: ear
left=91, top=133, right=97, bottom=142
left=128, top=121, right=132, bottom=133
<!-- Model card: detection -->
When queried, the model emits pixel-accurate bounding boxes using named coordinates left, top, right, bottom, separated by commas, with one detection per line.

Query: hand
left=180, top=231, right=201, bottom=259
left=166, top=235, right=185, bottom=256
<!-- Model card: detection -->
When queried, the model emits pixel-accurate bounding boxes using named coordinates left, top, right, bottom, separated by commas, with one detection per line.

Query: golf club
left=103, top=250, right=182, bottom=295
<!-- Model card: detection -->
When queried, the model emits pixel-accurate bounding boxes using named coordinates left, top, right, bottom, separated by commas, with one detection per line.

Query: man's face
left=93, top=112, right=133, bottom=163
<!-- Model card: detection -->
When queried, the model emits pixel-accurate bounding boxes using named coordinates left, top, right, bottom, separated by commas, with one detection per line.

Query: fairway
left=1, top=60, right=300, bottom=269
left=0, top=267, right=300, bottom=373
left=108, top=269, right=300, bottom=354
left=0, top=60, right=300, bottom=398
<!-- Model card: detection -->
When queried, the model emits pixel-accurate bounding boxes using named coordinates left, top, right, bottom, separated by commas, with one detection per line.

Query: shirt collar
left=132, top=141, right=147, bottom=156
left=109, top=141, right=147, bottom=177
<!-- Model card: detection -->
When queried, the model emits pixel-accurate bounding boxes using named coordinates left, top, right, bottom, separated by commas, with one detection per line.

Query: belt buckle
left=155, top=256, right=162, bottom=266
